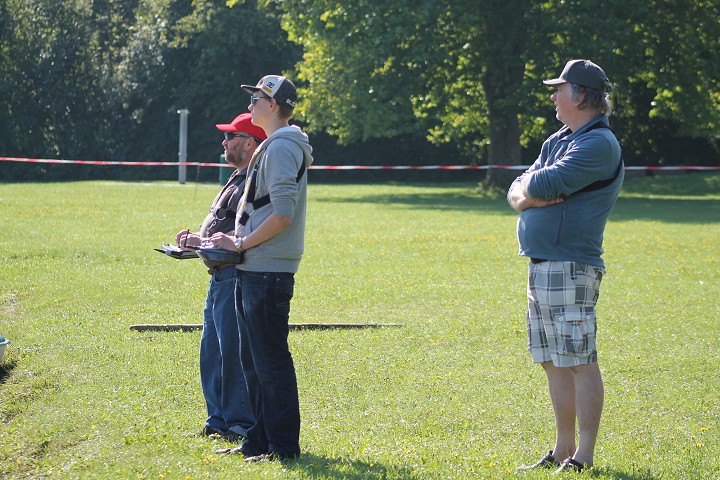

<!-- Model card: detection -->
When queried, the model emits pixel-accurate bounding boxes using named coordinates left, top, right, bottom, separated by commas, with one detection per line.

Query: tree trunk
left=484, top=109, right=522, bottom=190
left=478, top=6, right=527, bottom=191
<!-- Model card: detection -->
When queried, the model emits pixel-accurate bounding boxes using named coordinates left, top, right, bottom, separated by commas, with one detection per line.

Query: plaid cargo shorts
left=526, top=260, right=605, bottom=367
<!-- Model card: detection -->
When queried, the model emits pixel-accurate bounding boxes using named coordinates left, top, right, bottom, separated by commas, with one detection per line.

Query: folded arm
left=508, top=174, right=564, bottom=212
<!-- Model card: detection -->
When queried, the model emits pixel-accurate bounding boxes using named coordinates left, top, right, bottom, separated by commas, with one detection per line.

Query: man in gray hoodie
left=508, top=60, right=623, bottom=474
left=210, top=75, right=313, bottom=462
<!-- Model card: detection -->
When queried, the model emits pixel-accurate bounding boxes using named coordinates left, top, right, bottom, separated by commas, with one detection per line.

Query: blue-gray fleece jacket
left=509, top=115, right=623, bottom=268
left=235, top=125, right=314, bottom=273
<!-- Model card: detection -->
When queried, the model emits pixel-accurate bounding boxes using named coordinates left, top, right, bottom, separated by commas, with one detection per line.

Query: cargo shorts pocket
left=553, top=305, right=597, bottom=357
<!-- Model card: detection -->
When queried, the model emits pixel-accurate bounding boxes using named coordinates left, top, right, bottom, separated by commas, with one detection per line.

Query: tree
left=267, top=0, right=720, bottom=187
left=269, top=0, right=540, bottom=188
left=538, top=0, right=720, bottom=166
left=160, top=0, right=302, bottom=170
left=1, top=0, right=717, bottom=183
left=0, top=0, right=158, bottom=164
left=0, top=0, right=301, bottom=181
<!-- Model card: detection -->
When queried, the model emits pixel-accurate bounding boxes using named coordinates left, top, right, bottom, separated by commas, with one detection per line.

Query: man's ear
left=573, top=87, right=586, bottom=107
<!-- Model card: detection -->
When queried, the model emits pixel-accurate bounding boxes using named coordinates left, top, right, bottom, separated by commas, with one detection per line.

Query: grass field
left=1, top=172, right=719, bottom=479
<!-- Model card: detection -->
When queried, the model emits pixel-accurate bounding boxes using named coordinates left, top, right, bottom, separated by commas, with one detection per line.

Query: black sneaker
left=219, top=430, right=243, bottom=443
left=215, top=441, right=261, bottom=457
left=200, top=426, right=224, bottom=438
left=215, top=446, right=244, bottom=455
left=244, top=451, right=299, bottom=463
left=517, top=450, right=560, bottom=471
left=553, top=458, right=585, bottom=474
left=238, top=441, right=264, bottom=457
left=244, top=453, right=276, bottom=463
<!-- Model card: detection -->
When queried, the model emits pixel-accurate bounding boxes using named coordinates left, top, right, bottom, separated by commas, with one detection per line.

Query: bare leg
left=570, top=362, right=604, bottom=467
left=541, top=361, right=577, bottom=460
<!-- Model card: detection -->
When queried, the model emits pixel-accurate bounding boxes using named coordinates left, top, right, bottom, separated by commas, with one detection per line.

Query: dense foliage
left=272, top=0, right=720, bottom=184
left=1, top=0, right=718, bottom=184
left=0, top=0, right=301, bottom=181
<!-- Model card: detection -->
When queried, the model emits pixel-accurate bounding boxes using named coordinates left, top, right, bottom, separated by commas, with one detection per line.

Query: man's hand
left=207, top=232, right=237, bottom=251
left=176, top=230, right=202, bottom=249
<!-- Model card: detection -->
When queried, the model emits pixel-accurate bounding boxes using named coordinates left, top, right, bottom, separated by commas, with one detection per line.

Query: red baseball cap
left=215, top=113, right=267, bottom=140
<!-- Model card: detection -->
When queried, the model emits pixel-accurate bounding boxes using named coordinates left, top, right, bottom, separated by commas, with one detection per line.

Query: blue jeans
left=237, top=271, right=300, bottom=458
left=200, top=266, right=253, bottom=436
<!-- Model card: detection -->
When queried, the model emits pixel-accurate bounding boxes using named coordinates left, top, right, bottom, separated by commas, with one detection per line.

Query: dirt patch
left=2, top=293, right=18, bottom=314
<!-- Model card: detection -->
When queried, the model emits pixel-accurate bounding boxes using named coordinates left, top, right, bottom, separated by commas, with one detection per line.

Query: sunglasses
left=224, top=132, right=253, bottom=141
left=250, top=95, right=271, bottom=105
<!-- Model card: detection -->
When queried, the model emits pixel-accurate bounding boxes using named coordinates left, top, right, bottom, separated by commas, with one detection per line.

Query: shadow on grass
left=284, top=452, right=418, bottom=479
left=611, top=197, right=720, bottom=224
left=0, top=358, right=17, bottom=384
left=319, top=182, right=720, bottom=224
left=319, top=183, right=514, bottom=215
left=592, top=466, right=659, bottom=479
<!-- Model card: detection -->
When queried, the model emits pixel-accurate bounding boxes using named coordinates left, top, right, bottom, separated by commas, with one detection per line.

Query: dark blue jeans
left=200, top=266, right=253, bottom=436
left=236, top=270, right=300, bottom=458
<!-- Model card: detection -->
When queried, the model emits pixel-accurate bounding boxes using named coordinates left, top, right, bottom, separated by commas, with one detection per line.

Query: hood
left=269, top=125, right=314, bottom=167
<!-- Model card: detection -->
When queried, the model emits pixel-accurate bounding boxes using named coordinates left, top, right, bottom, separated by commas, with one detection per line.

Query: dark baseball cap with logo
left=241, top=75, right=298, bottom=108
left=543, top=59, right=611, bottom=91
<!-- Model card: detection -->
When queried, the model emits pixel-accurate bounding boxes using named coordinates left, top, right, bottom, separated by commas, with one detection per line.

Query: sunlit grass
left=0, top=174, right=718, bottom=478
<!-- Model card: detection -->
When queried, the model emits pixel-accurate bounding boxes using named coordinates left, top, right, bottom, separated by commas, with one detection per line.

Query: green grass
left=0, top=173, right=718, bottom=479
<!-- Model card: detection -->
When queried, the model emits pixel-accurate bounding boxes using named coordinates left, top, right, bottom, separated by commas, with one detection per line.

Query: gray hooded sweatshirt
left=235, top=125, right=314, bottom=273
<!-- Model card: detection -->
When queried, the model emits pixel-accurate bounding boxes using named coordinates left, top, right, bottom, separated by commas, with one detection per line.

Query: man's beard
left=226, top=149, right=245, bottom=168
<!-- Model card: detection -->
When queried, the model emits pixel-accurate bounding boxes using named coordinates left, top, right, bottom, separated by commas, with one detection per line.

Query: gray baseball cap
left=543, top=59, right=610, bottom=90
left=241, top=75, right=297, bottom=108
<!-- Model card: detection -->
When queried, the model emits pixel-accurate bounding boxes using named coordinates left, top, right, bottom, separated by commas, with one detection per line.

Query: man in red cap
left=175, top=113, right=266, bottom=443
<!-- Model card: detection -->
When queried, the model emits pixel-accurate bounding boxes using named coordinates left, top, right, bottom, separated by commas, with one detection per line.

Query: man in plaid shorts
left=507, top=59, right=623, bottom=474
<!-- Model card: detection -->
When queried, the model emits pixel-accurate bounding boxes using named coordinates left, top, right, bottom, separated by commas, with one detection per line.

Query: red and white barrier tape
left=1, top=156, right=719, bottom=171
